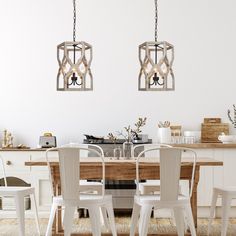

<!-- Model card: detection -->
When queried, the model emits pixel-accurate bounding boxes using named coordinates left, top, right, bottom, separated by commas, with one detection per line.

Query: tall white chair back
left=46, top=147, right=105, bottom=200
left=136, top=147, right=197, bottom=199
left=0, top=155, right=7, bottom=186
left=159, top=148, right=182, bottom=201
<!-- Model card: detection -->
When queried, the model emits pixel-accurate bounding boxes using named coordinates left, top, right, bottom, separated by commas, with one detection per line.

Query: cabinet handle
left=6, top=160, right=12, bottom=165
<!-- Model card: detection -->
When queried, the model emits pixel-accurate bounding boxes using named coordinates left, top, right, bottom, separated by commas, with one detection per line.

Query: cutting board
left=201, top=118, right=229, bottom=143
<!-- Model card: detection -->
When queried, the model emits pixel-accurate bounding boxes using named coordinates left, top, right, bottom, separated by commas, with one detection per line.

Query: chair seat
left=79, top=181, right=102, bottom=193
left=214, top=186, right=236, bottom=195
left=52, top=194, right=113, bottom=206
left=134, top=194, right=190, bottom=207
left=80, top=181, right=102, bottom=186
left=0, top=186, right=35, bottom=196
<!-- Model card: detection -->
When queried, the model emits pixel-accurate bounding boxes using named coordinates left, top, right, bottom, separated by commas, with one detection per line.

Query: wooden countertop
left=1, top=143, right=236, bottom=151
left=171, top=143, right=236, bottom=148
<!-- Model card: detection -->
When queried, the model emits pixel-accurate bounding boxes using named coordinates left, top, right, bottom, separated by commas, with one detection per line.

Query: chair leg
left=100, top=207, right=110, bottom=231
left=30, top=193, right=40, bottom=235
left=184, top=205, right=196, bottom=236
left=130, top=202, right=141, bottom=236
left=139, top=205, right=152, bottom=236
left=63, top=206, right=75, bottom=236
left=208, top=189, right=218, bottom=235
left=173, top=207, right=185, bottom=236
left=14, top=195, right=25, bottom=236
left=221, top=194, right=232, bottom=236
left=105, top=202, right=117, bottom=236
left=88, top=206, right=101, bottom=236
left=45, top=202, right=58, bottom=236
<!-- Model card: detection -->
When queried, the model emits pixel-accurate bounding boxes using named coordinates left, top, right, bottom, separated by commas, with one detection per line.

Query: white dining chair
left=208, top=186, right=236, bottom=236
left=130, top=147, right=197, bottom=236
left=0, top=155, right=40, bottom=236
left=61, top=143, right=109, bottom=226
left=133, top=144, right=172, bottom=195
left=45, top=147, right=117, bottom=236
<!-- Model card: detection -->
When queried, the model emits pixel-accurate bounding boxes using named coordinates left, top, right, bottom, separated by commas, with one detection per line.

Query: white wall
left=0, top=0, right=235, bottom=147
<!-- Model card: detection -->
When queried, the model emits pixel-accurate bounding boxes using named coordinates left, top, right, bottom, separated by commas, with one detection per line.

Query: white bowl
left=218, top=135, right=236, bottom=143
left=184, top=131, right=201, bottom=142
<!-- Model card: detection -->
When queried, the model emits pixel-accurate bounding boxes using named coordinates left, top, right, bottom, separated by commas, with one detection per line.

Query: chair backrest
left=136, top=147, right=197, bottom=200
left=62, top=143, right=105, bottom=157
left=133, top=143, right=172, bottom=157
left=0, top=155, right=7, bottom=187
left=46, top=146, right=105, bottom=200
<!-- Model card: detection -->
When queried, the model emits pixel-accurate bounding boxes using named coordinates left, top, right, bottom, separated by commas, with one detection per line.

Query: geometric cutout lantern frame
left=138, top=41, right=175, bottom=91
left=57, top=41, right=93, bottom=91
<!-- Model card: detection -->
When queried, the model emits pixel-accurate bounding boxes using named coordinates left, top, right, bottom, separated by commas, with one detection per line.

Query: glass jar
left=113, top=146, right=122, bottom=160
left=123, top=141, right=134, bottom=159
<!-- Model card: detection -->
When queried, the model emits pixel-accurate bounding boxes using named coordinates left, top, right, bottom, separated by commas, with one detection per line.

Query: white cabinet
left=195, top=149, right=214, bottom=206
left=29, top=151, right=51, bottom=212
left=0, top=150, right=51, bottom=216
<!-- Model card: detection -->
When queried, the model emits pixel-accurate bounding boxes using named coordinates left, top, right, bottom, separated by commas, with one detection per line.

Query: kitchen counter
left=171, top=143, right=236, bottom=148
left=0, top=148, right=48, bottom=151
left=1, top=143, right=236, bottom=151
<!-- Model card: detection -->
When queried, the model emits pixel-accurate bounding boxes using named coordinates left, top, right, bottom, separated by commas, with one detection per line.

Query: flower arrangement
left=227, top=104, right=236, bottom=128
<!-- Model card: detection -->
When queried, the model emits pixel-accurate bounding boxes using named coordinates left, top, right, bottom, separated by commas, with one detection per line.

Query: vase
left=123, top=141, right=134, bottom=159
left=158, top=127, right=171, bottom=144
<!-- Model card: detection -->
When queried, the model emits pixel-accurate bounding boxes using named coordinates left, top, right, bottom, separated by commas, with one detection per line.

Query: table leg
left=50, top=166, right=64, bottom=235
left=190, top=166, right=200, bottom=228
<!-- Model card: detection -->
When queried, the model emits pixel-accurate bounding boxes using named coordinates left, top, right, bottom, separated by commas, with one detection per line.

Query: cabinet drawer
left=0, top=152, right=30, bottom=172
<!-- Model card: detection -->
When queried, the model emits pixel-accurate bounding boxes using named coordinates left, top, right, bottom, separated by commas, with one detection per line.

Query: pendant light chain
left=73, top=0, right=77, bottom=42
left=155, top=0, right=158, bottom=42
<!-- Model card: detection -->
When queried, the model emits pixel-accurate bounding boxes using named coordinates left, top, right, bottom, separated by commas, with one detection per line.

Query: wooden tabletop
left=25, top=156, right=223, bottom=181
left=25, top=157, right=223, bottom=167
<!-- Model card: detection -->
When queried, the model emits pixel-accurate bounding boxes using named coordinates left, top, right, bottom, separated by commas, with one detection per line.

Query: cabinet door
left=196, top=149, right=214, bottom=206
left=29, top=151, right=52, bottom=211
left=213, top=149, right=224, bottom=206
left=31, top=172, right=52, bottom=211
left=222, top=149, right=236, bottom=206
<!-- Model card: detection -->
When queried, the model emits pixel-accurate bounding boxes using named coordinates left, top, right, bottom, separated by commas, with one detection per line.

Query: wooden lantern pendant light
left=138, top=0, right=175, bottom=91
left=57, top=0, right=93, bottom=91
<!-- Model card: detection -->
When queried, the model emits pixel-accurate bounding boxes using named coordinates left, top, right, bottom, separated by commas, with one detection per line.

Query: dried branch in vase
left=228, top=104, right=236, bottom=128
left=107, top=133, right=117, bottom=144
left=108, top=117, right=147, bottom=142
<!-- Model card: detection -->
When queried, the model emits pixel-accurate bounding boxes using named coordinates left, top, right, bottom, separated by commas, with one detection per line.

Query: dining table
left=25, top=156, right=223, bottom=236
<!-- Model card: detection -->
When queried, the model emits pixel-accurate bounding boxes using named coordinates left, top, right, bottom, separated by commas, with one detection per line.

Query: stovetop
left=83, top=138, right=152, bottom=144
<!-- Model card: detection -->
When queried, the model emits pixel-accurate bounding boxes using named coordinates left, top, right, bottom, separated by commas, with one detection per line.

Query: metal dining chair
left=0, top=155, right=40, bottom=236
left=208, top=186, right=236, bottom=236
left=130, top=147, right=197, bottom=236
left=61, top=143, right=109, bottom=226
left=133, top=143, right=172, bottom=195
left=45, top=147, right=117, bottom=236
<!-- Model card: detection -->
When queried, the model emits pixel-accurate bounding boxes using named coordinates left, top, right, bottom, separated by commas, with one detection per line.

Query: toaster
left=39, top=136, right=57, bottom=148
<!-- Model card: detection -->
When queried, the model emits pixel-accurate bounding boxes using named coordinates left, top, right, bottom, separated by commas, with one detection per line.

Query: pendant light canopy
left=57, top=0, right=93, bottom=91
left=138, top=0, right=175, bottom=91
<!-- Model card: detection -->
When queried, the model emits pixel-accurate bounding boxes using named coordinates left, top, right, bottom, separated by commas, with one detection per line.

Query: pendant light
left=57, top=0, right=93, bottom=91
left=138, top=0, right=175, bottom=91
